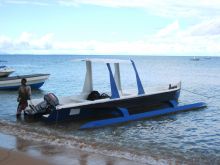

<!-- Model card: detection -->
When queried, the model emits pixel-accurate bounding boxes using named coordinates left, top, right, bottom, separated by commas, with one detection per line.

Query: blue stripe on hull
left=80, top=102, right=206, bottom=129
left=0, top=82, right=45, bottom=90
left=42, top=101, right=206, bottom=129
left=30, top=82, right=44, bottom=89
left=43, top=108, right=97, bottom=122
left=43, top=108, right=72, bottom=122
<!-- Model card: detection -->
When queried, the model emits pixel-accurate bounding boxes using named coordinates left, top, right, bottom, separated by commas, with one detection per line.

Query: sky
left=0, top=0, right=220, bottom=56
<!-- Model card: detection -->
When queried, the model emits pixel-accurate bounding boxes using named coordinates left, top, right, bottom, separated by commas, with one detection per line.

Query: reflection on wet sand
left=14, top=136, right=141, bottom=165
left=79, top=153, right=88, bottom=165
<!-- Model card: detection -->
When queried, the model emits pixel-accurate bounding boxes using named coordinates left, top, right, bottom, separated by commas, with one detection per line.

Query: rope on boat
left=182, top=88, right=220, bottom=100
left=182, top=88, right=211, bottom=98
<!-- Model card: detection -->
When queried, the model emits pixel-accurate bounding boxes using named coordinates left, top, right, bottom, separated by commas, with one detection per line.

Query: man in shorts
left=17, top=78, right=31, bottom=116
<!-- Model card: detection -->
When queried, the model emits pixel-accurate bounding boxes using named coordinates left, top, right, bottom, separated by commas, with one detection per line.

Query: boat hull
left=0, top=74, right=50, bottom=90
left=23, top=58, right=207, bottom=129
left=36, top=86, right=205, bottom=129
left=76, top=89, right=179, bottom=109
left=0, top=71, right=14, bottom=77
left=42, top=88, right=181, bottom=122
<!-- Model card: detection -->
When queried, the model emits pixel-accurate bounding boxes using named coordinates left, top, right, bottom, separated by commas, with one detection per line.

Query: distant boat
left=191, top=56, right=200, bottom=61
left=204, top=57, right=211, bottom=60
left=0, top=66, right=15, bottom=77
left=0, top=74, right=50, bottom=90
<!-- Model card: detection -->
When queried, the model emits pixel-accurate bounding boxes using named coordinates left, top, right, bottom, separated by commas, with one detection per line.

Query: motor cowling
left=25, top=93, right=59, bottom=115
left=44, top=93, right=59, bottom=107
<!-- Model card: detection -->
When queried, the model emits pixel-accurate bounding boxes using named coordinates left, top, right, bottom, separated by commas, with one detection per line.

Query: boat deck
left=28, top=84, right=177, bottom=110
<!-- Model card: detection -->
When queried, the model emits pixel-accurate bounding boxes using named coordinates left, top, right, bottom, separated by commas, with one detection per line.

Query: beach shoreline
left=0, top=131, right=144, bottom=165
left=0, top=147, right=52, bottom=165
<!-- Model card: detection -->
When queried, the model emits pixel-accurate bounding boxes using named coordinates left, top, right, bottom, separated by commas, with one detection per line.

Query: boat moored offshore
left=0, top=66, right=15, bottom=77
left=0, top=74, right=50, bottom=90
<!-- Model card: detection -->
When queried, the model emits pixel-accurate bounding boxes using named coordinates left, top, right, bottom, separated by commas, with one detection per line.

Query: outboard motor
left=44, top=93, right=59, bottom=108
left=25, top=93, right=59, bottom=116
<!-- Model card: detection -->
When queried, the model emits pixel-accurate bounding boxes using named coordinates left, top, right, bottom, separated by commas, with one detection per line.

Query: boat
left=0, top=74, right=50, bottom=90
left=24, top=59, right=206, bottom=129
left=0, top=66, right=15, bottom=77
left=191, top=56, right=200, bottom=61
left=204, top=57, right=211, bottom=60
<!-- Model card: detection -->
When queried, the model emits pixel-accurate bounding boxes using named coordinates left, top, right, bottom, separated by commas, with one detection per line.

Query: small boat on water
left=0, top=74, right=50, bottom=90
left=191, top=56, right=200, bottom=61
left=0, top=66, right=15, bottom=77
left=25, top=59, right=206, bottom=129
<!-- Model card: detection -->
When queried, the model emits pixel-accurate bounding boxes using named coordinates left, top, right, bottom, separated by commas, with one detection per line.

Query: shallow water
left=0, top=55, right=220, bottom=164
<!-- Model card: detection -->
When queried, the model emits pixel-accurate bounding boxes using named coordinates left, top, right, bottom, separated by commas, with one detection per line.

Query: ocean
left=0, top=55, right=220, bottom=164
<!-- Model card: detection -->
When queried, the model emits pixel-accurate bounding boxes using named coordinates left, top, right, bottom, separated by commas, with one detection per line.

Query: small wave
left=0, top=119, right=190, bottom=165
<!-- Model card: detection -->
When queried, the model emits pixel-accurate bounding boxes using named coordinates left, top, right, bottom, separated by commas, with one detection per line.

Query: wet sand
left=0, top=147, right=52, bottom=165
left=0, top=132, right=144, bottom=165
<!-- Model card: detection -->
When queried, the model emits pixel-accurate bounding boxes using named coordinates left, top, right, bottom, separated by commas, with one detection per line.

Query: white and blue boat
left=25, top=59, right=206, bottom=129
left=0, top=74, right=50, bottom=90
left=191, top=56, right=200, bottom=61
left=0, top=66, right=15, bottom=77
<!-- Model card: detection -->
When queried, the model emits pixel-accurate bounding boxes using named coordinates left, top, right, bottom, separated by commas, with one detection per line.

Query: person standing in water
left=17, top=78, right=31, bottom=116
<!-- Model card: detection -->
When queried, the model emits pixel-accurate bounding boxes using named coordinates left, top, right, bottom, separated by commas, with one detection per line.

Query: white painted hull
left=0, top=74, right=49, bottom=89
left=0, top=69, right=15, bottom=77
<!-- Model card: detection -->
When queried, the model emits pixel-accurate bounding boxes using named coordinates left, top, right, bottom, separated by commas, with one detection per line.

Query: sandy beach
left=0, top=132, right=144, bottom=165
left=0, top=147, right=52, bottom=165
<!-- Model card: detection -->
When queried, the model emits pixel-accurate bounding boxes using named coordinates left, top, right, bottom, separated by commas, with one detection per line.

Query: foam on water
left=0, top=114, right=220, bottom=165
left=0, top=119, right=169, bottom=165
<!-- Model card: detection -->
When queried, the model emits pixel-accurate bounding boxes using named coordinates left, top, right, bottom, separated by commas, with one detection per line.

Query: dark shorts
left=17, top=101, right=28, bottom=114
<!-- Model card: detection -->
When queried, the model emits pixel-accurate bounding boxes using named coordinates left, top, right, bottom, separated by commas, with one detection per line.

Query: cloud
left=2, top=0, right=220, bottom=19
left=0, top=36, right=13, bottom=50
left=3, top=0, right=50, bottom=6
left=56, top=0, right=220, bottom=19
left=186, top=19, right=220, bottom=36
left=1, top=18, right=220, bottom=55
left=0, top=32, right=54, bottom=52
left=151, top=19, right=220, bottom=55
left=156, top=21, right=180, bottom=37
left=57, top=0, right=79, bottom=7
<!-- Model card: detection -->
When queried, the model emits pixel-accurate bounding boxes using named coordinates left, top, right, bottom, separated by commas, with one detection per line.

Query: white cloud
left=156, top=20, right=179, bottom=38
left=1, top=18, right=220, bottom=56
left=3, top=0, right=50, bottom=6
left=151, top=19, right=220, bottom=55
left=17, top=32, right=32, bottom=42
left=2, top=0, right=220, bottom=19
left=0, top=32, right=54, bottom=52
left=186, top=19, right=220, bottom=36
left=56, top=0, right=220, bottom=19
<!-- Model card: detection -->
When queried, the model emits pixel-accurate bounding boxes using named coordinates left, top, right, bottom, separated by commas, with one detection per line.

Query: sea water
left=0, top=55, right=220, bottom=164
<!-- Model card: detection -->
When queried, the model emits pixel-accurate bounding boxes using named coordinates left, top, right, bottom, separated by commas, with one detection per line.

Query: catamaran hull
left=40, top=87, right=205, bottom=129
left=23, top=58, right=206, bottom=129
left=42, top=88, right=181, bottom=122
left=0, top=74, right=50, bottom=90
